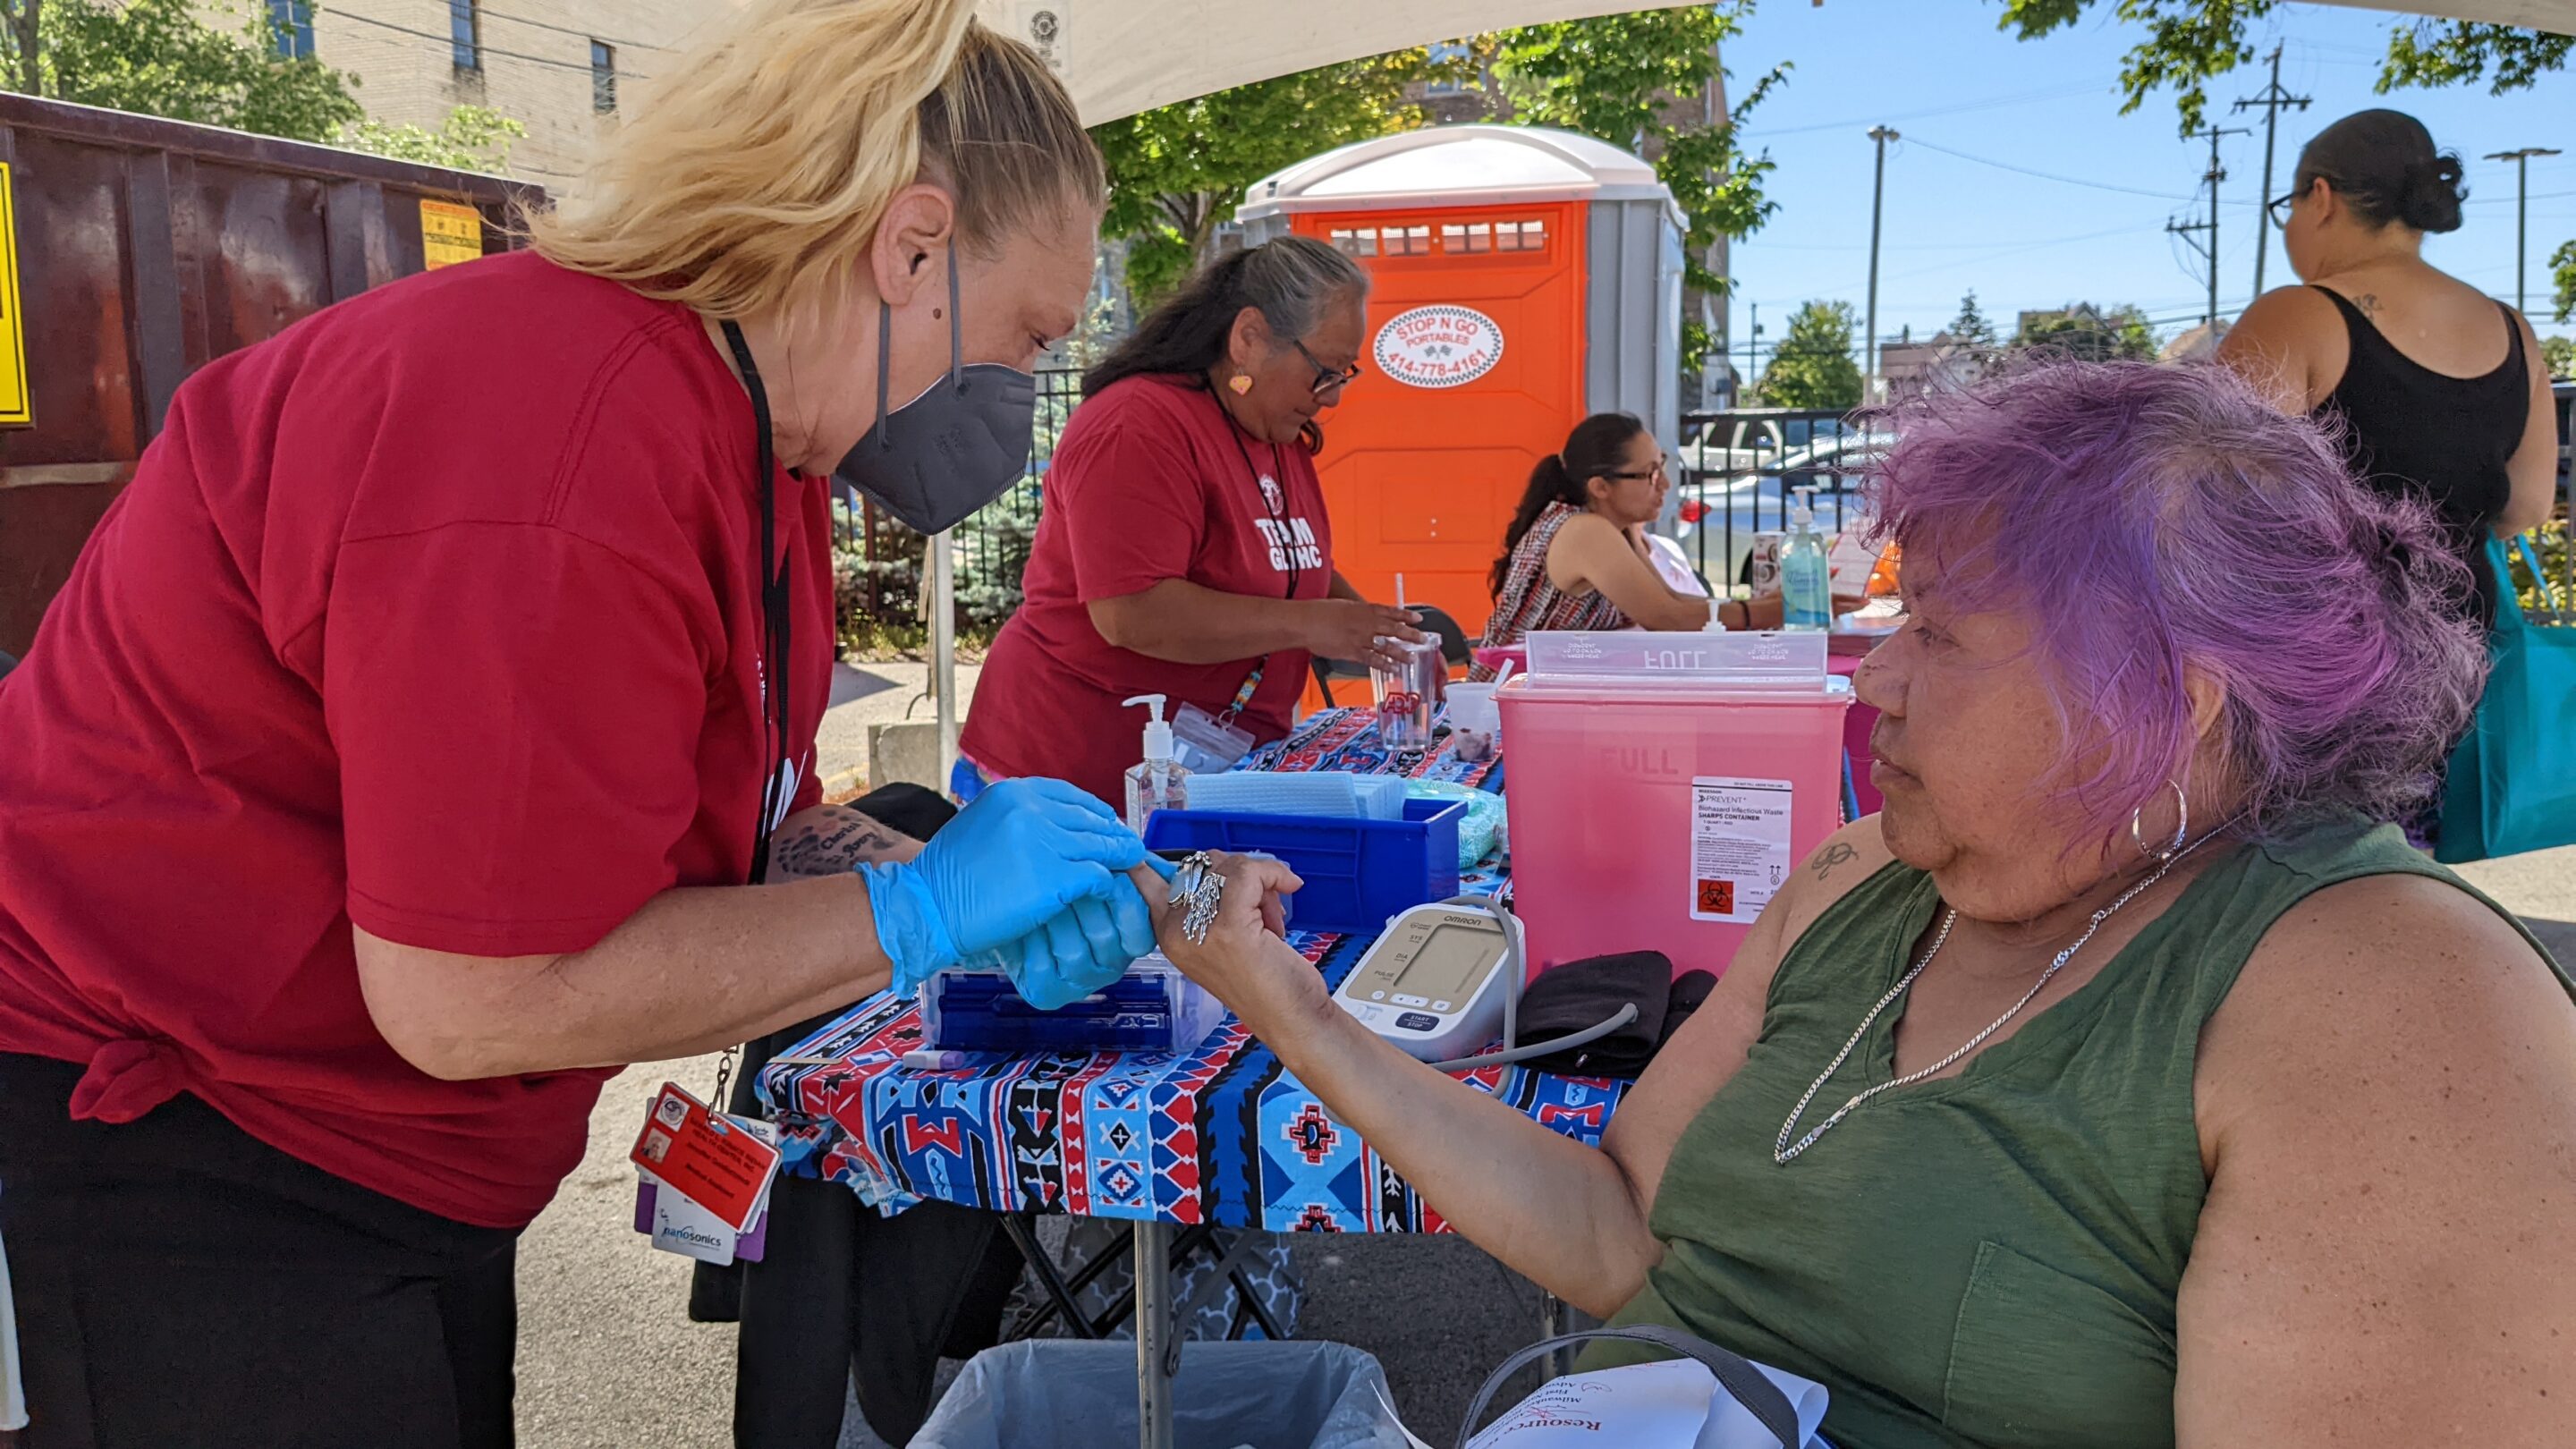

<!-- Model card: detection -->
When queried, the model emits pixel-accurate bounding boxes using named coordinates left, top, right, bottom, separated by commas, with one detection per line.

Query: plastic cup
left=1369, top=633, right=1442, bottom=753
left=1444, top=681, right=1500, bottom=762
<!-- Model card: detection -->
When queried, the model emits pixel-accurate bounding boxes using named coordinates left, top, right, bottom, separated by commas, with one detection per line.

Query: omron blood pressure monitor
left=1331, top=902, right=1521, bottom=1063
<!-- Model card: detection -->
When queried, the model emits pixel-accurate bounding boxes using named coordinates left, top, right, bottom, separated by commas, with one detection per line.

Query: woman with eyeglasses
left=962, top=237, right=1424, bottom=804
left=1471, top=412, right=1787, bottom=677
left=2220, top=109, right=2558, bottom=636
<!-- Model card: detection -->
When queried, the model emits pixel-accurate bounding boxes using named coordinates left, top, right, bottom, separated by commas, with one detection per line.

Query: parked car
left=1672, top=431, right=1889, bottom=587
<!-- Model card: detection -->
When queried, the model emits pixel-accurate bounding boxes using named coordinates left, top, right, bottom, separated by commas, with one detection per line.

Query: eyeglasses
left=1292, top=338, right=1364, bottom=397
left=1601, top=456, right=1670, bottom=482
left=2267, top=178, right=2323, bottom=230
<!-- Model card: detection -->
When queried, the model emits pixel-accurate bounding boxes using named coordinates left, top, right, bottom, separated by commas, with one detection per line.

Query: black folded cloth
left=1512, top=949, right=1674, bottom=1078
left=1664, top=970, right=1718, bottom=1049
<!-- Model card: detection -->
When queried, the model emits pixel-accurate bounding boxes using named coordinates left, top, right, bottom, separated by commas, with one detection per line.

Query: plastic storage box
left=1141, top=798, right=1466, bottom=936
left=919, top=955, right=1227, bottom=1055
left=1500, top=629, right=1851, bottom=982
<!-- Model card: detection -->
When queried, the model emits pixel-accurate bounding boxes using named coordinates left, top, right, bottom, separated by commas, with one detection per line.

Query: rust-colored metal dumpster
left=0, top=94, right=544, bottom=657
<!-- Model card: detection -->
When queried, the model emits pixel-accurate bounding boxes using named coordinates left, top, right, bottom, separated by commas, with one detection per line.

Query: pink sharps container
left=1499, top=629, right=1852, bottom=984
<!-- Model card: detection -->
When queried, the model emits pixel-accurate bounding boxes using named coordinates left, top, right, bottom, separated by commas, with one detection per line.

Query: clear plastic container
left=919, top=955, right=1228, bottom=1055
left=1369, top=633, right=1443, bottom=752
left=1443, top=682, right=1500, bottom=762
left=1499, top=630, right=1851, bottom=983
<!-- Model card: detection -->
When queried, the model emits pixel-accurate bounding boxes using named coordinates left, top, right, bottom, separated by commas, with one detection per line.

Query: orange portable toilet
left=1238, top=126, right=1685, bottom=638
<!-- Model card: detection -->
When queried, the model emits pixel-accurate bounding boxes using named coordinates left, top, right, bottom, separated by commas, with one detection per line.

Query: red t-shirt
left=962, top=375, right=1332, bottom=803
left=0, top=251, right=832, bottom=1229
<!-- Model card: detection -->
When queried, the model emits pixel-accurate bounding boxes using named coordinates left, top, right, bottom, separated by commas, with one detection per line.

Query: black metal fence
left=831, top=390, right=1886, bottom=646
left=832, top=368, right=1087, bottom=640
left=1673, top=406, right=1880, bottom=592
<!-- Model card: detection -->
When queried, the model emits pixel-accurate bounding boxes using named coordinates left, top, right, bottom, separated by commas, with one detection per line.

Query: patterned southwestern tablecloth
left=757, top=708, right=1631, bottom=1233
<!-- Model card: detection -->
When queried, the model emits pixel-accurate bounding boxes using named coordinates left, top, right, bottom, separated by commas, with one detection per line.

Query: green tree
left=2010, top=301, right=2157, bottom=361
left=2540, top=335, right=2574, bottom=383
left=1759, top=301, right=1862, bottom=410
left=2551, top=239, right=2574, bottom=326
left=1946, top=289, right=1998, bottom=349
left=1487, top=4, right=1784, bottom=369
left=1996, top=0, right=2568, bottom=133
left=6, top=2, right=521, bottom=174
left=343, top=104, right=524, bottom=173
left=25, top=0, right=360, bottom=140
left=1090, top=48, right=1453, bottom=307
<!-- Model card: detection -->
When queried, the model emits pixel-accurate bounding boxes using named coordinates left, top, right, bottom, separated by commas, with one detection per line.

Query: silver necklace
left=1772, top=821, right=2238, bottom=1165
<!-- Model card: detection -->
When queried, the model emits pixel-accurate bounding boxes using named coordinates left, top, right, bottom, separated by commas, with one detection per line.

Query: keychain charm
left=1173, top=851, right=1227, bottom=945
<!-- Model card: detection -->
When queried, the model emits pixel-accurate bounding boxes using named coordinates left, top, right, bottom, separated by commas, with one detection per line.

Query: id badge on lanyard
left=1170, top=667, right=1262, bottom=774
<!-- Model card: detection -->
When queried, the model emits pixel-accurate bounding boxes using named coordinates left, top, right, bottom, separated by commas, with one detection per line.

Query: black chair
left=1311, top=603, right=1474, bottom=708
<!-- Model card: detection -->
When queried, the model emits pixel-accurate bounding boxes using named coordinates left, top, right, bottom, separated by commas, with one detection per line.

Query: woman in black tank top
left=2219, top=109, right=2558, bottom=632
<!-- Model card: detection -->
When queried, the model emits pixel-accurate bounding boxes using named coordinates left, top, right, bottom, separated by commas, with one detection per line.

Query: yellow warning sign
left=419, top=199, right=486, bottom=270
left=0, top=162, right=29, bottom=428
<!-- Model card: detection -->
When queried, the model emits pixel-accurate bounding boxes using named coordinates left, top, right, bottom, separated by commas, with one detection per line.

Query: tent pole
left=931, top=530, right=958, bottom=790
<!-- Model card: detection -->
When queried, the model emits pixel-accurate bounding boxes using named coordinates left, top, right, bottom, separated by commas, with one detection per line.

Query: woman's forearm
left=1089, top=578, right=1314, bottom=664
left=359, top=804, right=925, bottom=1080
left=358, top=873, right=897, bottom=1080
left=1252, top=983, right=1665, bottom=1316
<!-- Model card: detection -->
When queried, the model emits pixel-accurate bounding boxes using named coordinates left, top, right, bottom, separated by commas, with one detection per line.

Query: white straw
left=1394, top=572, right=1407, bottom=611
left=1492, top=659, right=1515, bottom=690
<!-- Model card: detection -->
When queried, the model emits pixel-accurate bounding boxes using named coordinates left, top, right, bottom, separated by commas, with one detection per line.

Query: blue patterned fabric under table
left=758, top=706, right=1631, bottom=1234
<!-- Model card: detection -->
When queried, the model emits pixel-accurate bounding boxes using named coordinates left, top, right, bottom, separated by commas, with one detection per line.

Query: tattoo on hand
left=1810, top=842, right=1857, bottom=880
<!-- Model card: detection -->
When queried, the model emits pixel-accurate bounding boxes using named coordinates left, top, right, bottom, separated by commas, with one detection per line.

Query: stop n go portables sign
left=1372, top=304, right=1504, bottom=389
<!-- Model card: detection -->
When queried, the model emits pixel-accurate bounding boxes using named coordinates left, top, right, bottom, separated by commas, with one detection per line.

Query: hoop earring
left=2131, top=778, right=2188, bottom=863
left=1228, top=373, right=1254, bottom=396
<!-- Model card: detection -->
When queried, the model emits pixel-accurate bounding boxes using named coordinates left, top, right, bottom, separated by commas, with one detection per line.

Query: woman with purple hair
left=1147, top=360, right=2576, bottom=1447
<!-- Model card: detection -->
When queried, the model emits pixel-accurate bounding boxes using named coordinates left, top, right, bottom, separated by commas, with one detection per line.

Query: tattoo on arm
left=1809, top=842, right=1858, bottom=881
left=767, top=809, right=907, bottom=879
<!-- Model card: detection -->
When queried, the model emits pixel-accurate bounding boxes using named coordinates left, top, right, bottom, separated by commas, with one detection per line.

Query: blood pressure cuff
left=1512, top=950, right=1674, bottom=1079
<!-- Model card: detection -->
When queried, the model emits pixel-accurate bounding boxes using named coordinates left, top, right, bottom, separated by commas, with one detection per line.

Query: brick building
left=259, top=0, right=729, bottom=188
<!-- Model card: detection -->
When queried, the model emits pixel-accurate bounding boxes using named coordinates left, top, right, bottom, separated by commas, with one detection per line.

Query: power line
left=1902, top=136, right=2202, bottom=203
left=328, top=8, right=653, bottom=80
left=470, top=4, right=665, bottom=53
left=1751, top=82, right=2110, bottom=139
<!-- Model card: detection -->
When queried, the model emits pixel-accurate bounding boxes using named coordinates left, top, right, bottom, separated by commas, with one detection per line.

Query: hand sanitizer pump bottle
left=1122, top=694, right=1191, bottom=834
left=1781, top=488, right=1832, bottom=632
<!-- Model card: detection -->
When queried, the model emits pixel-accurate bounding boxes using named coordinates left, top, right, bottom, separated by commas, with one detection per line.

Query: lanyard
left=720, top=320, right=793, bottom=887
left=1214, top=395, right=1299, bottom=603
left=1212, top=388, right=1296, bottom=721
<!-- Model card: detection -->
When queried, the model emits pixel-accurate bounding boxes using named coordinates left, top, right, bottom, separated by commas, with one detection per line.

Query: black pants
left=0, top=1053, right=520, bottom=1449
left=689, top=782, right=1031, bottom=1447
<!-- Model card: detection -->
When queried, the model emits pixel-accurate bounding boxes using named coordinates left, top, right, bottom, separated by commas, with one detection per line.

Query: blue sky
left=1716, top=0, right=2576, bottom=363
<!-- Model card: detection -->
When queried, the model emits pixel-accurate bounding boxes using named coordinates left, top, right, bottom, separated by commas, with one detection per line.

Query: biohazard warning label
left=1689, top=777, right=1793, bottom=925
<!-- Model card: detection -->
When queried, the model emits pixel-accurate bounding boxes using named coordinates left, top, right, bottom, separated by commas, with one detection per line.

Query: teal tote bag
left=2436, top=535, right=2576, bottom=864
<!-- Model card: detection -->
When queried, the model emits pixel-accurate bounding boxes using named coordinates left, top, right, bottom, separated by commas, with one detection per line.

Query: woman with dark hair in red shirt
left=962, top=237, right=1426, bottom=804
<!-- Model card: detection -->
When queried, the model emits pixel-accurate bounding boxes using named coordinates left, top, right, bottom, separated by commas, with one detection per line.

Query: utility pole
left=1742, top=301, right=1762, bottom=407
left=2166, top=123, right=2248, bottom=328
left=1864, top=125, right=1899, bottom=402
left=2233, top=46, right=2309, bottom=297
left=2484, top=146, right=2563, bottom=313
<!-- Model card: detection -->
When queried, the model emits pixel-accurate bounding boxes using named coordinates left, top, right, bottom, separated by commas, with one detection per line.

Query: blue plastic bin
left=1142, top=798, right=1465, bottom=935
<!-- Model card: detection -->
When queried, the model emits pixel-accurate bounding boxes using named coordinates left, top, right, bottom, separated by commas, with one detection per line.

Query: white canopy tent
left=986, top=0, right=2576, bottom=125
left=924, top=0, right=2575, bottom=782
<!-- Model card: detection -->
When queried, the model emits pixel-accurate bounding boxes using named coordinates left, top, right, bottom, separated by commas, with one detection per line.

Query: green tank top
left=1588, top=817, right=2567, bottom=1449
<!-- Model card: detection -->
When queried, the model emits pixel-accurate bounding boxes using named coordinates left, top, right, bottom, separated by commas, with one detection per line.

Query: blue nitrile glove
left=858, top=777, right=1174, bottom=1005
left=989, top=843, right=1183, bottom=1009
